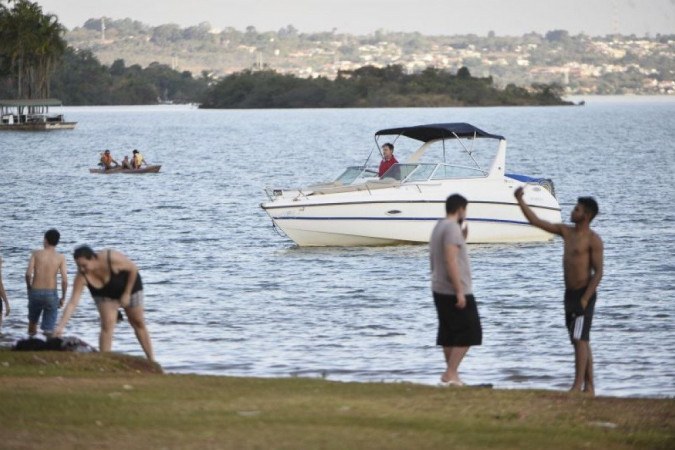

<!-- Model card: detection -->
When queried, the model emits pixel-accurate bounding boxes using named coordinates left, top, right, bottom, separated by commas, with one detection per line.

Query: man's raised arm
left=514, top=187, right=564, bottom=236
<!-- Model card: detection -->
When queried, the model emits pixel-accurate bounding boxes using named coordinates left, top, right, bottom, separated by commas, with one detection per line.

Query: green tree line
left=0, top=45, right=209, bottom=104
left=48, top=48, right=208, bottom=105
left=0, top=0, right=65, bottom=99
left=0, top=1, right=207, bottom=104
left=200, top=65, right=572, bottom=108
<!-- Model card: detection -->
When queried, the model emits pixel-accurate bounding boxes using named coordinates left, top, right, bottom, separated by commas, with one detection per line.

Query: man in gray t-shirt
left=429, top=194, right=482, bottom=386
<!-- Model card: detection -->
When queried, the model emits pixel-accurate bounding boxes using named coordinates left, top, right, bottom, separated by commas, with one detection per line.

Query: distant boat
left=0, top=99, right=76, bottom=131
left=89, top=165, right=162, bottom=174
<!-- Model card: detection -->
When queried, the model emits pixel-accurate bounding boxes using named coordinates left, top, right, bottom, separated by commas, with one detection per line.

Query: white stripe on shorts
left=573, top=316, right=584, bottom=340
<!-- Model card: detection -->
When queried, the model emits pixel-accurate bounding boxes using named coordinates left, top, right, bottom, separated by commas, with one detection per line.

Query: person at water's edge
left=429, top=194, right=482, bottom=386
left=25, top=229, right=68, bottom=337
left=515, top=187, right=603, bottom=395
left=55, top=246, right=154, bottom=361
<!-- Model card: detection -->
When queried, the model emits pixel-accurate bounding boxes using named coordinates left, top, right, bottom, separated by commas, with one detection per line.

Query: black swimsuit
left=85, top=250, right=142, bottom=299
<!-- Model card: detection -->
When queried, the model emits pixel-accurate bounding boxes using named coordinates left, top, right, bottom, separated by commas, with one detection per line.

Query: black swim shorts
left=433, top=292, right=482, bottom=347
left=564, top=287, right=596, bottom=343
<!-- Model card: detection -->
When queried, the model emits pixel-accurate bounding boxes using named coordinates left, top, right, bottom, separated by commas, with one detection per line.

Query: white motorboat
left=261, top=122, right=561, bottom=247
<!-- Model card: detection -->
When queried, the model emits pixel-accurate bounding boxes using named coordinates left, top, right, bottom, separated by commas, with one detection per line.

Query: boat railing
left=264, top=165, right=382, bottom=199
left=309, top=179, right=399, bottom=195
left=263, top=163, right=489, bottom=201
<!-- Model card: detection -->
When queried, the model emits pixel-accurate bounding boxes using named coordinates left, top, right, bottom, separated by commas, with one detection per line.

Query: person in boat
left=514, top=187, right=603, bottom=396
left=131, top=149, right=148, bottom=169
left=378, top=142, right=398, bottom=177
left=54, top=246, right=155, bottom=361
left=100, top=150, right=119, bottom=170
left=430, top=194, right=482, bottom=386
left=121, top=155, right=132, bottom=170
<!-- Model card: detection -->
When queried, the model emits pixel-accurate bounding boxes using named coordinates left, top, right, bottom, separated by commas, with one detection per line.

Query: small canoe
left=89, top=165, right=162, bottom=174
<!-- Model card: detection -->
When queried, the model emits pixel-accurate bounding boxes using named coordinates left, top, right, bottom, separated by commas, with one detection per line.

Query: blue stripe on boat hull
left=271, top=216, right=531, bottom=226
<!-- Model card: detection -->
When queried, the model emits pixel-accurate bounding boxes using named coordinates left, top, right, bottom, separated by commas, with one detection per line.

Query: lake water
left=1, top=97, right=673, bottom=398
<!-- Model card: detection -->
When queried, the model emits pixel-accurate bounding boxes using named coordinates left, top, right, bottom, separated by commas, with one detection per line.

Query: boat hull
left=89, top=165, right=162, bottom=174
left=267, top=204, right=559, bottom=246
left=262, top=181, right=561, bottom=246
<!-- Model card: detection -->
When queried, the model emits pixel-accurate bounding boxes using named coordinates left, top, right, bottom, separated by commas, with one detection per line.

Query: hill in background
left=65, top=18, right=675, bottom=95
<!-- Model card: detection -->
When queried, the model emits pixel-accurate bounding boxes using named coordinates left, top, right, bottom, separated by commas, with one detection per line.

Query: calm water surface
left=1, top=97, right=673, bottom=398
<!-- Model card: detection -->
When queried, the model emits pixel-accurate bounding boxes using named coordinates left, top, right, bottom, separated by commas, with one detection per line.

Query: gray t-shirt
left=429, top=218, right=472, bottom=295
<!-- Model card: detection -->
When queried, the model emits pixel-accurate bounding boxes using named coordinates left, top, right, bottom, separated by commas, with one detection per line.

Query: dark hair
left=44, top=229, right=60, bottom=246
left=73, top=245, right=96, bottom=260
left=445, top=194, right=468, bottom=214
left=382, top=143, right=394, bottom=152
left=578, top=197, right=599, bottom=221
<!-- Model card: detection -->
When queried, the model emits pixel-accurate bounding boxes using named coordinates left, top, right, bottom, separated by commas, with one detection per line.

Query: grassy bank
left=0, top=350, right=672, bottom=450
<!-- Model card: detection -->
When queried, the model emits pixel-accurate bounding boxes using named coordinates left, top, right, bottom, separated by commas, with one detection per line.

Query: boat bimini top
left=375, top=122, right=505, bottom=142
left=370, top=122, right=506, bottom=176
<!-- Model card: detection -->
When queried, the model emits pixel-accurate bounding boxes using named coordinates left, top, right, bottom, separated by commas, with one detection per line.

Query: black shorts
left=433, top=292, right=482, bottom=347
left=564, top=287, right=596, bottom=343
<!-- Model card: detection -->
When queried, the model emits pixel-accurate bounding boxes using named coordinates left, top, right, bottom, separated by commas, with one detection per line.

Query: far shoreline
left=46, top=94, right=675, bottom=110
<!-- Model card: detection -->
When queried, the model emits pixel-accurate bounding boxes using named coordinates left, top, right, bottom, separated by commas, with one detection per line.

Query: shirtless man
left=25, top=229, right=68, bottom=337
left=515, top=187, right=603, bottom=395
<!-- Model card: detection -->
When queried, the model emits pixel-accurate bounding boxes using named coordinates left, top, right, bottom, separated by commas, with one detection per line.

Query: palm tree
left=0, top=0, right=66, bottom=99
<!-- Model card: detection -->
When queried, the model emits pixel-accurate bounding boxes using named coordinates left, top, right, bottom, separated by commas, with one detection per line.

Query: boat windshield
left=430, top=164, right=486, bottom=179
left=333, top=166, right=378, bottom=185
left=381, top=163, right=486, bottom=182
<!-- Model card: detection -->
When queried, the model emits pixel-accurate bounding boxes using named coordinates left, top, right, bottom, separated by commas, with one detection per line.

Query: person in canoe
left=131, top=149, right=148, bottom=169
left=99, top=150, right=119, bottom=170
left=121, top=155, right=133, bottom=170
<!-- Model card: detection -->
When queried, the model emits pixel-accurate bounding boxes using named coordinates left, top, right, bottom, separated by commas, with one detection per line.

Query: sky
left=32, top=0, right=675, bottom=36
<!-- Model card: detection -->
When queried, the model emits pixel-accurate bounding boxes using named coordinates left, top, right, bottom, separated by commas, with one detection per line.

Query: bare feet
left=569, top=385, right=595, bottom=396
left=440, top=375, right=464, bottom=387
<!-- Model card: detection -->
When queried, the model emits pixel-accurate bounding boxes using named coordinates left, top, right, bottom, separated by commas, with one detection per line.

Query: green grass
left=0, top=350, right=673, bottom=449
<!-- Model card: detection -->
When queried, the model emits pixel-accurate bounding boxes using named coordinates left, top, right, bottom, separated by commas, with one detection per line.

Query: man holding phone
left=429, top=194, right=482, bottom=386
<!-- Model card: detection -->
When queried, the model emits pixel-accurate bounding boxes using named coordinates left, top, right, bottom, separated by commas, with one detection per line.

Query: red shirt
left=378, top=156, right=398, bottom=177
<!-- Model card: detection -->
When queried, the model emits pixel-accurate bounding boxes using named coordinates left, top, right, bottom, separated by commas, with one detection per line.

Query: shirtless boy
left=515, top=187, right=603, bottom=395
left=25, top=229, right=68, bottom=337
